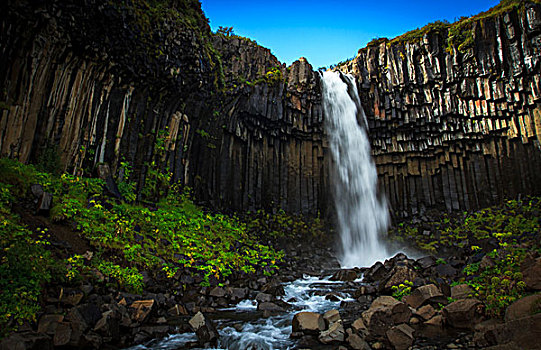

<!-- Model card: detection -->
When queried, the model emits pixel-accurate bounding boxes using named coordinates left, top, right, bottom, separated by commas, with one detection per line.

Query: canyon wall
left=340, top=2, right=541, bottom=218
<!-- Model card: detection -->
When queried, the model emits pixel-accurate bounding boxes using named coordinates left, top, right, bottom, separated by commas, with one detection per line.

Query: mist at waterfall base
left=321, top=71, right=392, bottom=268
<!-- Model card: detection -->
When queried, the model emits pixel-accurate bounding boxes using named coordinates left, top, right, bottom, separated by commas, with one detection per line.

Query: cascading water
left=321, top=71, right=390, bottom=268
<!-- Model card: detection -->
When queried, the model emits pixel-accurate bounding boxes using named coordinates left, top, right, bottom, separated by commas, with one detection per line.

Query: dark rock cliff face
left=1, top=0, right=541, bottom=219
left=0, top=0, right=220, bottom=193
left=340, top=3, right=541, bottom=218
left=195, top=36, right=329, bottom=214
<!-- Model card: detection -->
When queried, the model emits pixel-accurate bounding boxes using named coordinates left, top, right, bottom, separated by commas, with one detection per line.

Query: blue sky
left=201, top=0, right=500, bottom=68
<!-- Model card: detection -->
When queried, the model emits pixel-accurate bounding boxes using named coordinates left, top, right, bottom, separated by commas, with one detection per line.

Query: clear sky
left=201, top=0, right=500, bottom=69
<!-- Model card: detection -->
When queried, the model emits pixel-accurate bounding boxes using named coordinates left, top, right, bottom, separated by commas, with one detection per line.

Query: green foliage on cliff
left=0, top=158, right=286, bottom=333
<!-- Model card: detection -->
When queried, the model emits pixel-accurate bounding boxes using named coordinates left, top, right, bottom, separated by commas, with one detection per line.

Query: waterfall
left=321, top=71, right=390, bottom=268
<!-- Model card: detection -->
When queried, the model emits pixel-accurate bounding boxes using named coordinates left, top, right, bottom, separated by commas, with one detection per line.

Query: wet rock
left=93, top=310, right=120, bottom=340
left=255, top=292, right=273, bottom=303
left=261, top=278, right=285, bottom=296
left=189, top=311, right=218, bottom=346
left=450, top=284, right=473, bottom=300
left=404, top=284, right=445, bottom=308
left=522, top=257, right=541, bottom=290
left=292, top=312, right=326, bottom=335
left=257, top=302, right=285, bottom=312
left=355, top=285, right=377, bottom=297
left=424, top=314, right=443, bottom=328
left=363, top=262, right=388, bottom=282
left=167, top=304, right=188, bottom=316
left=442, top=298, right=483, bottom=329
left=362, top=296, right=412, bottom=338
left=330, top=269, right=359, bottom=281
left=386, top=323, right=415, bottom=350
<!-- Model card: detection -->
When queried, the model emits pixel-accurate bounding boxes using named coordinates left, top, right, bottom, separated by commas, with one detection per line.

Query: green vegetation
left=0, top=158, right=286, bottom=334
left=392, top=197, right=540, bottom=318
left=391, top=280, right=413, bottom=301
left=246, top=209, right=326, bottom=239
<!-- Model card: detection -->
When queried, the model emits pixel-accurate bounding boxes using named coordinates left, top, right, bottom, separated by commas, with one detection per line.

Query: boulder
left=167, top=304, right=188, bottom=316
left=189, top=312, right=219, bottom=345
left=505, top=294, right=541, bottom=322
left=435, top=264, right=457, bottom=277
left=416, top=256, right=437, bottom=269
left=386, top=324, right=415, bottom=350
left=228, top=287, right=248, bottom=302
left=209, top=286, right=226, bottom=298
left=522, top=257, right=541, bottom=290
left=255, top=292, right=273, bottom=303
left=362, top=296, right=411, bottom=337
left=37, top=314, right=64, bottom=334
left=347, top=333, right=371, bottom=350
left=292, top=312, right=325, bottom=335
left=53, top=322, right=72, bottom=347
left=442, top=298, right=483, bottom=329
left=384, top=266, right=417, bottom=290
left=424, top=315, right=443, bottom=328
left=450, top=284, right=473, bottom=300
left=363, top=262, right=388, bottom=282
left=129, top=299, right=155, bottom=323
left=59, top=289, right=84, bottom=306
left=319, top=321, right=345, bottom=344
left=323, top=309, right=341, bottom=324
left=403, top=284, right=445, bottom=308
left=415, top=304, right=436, bottom=321
left=0, top=332, right=52, bottom=350
left=351, top=318, right=368, bottom=336
left=330, top=269, right=359, bottom=281
left=257, top=302, right=284, bottom=312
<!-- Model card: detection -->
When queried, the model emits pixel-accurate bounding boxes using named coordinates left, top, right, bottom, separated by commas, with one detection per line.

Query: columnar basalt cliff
left=203, top=35, right=328, bottom=214
left=340, top=2, right=541, bottom=218
left=2, top=0, right=541, bottom=219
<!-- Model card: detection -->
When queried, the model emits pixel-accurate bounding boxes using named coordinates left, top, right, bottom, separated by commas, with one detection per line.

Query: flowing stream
left=127, top=275, right=354, bottom=350
left=321, top=71, right=390, bottom=268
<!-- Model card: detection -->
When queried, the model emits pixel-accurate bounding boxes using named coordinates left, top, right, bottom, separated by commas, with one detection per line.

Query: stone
left=362, top=296, right=412, bottom=337
left=257, top=302, right=284, bottom=312
left=347, top=333, right=371, bottom=350
left=522, top=257, right=541, bottom=290
left=129, top=299, right=155, bottom=323
left=255, top=292, right=273, bottom=303
left=59, top=289, right=84, bottom=306
left=53, top=322, right=72, bottom=347
left=319, top=321, right=345, bottom=344
left=404, top=284, right=445, bottom=308
left=228, top=287, right=248, bottom=301
left=386, top=324, right=415, bottom=350
left=505, top=293, right=541, bottom=322
left=209, top=286, right=226, bottom=298
left=323, top=309, right=341, bottom=324
left=415, top=304, right=436, bottom=321
left=384, top=266, right=418, bottom=290
left=189, top=312, right=219, bottom=345
left=167, top=304, right=188, bottom=316
left=36, top=192, right=53, bottom=213
left=330, top=269, right=359, bottom=281
left=424, top=315, right=443, bottom=327
left=451, top=284, right=473, bottom=300
left=442, top=298, right=483, bottom=329
left=0, top=332, right=52, bottom=350
left=363, top=262, right=388, bottom=282
left=37, top=314, right=64, bottom=334
left=351, top=317, right=368, bottom=335
left=435, top=264, right=457, bottom=277
left=416, top=256, right=437, bottom=269
left=292, top=312, right=326, bottom=335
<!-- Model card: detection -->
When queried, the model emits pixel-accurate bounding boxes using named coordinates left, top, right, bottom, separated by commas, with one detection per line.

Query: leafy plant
left=392, top=280, right=413, bottom=301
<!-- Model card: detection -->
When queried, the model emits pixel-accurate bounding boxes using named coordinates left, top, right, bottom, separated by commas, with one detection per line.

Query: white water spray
left=321, top=71, right=390, bottom=268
